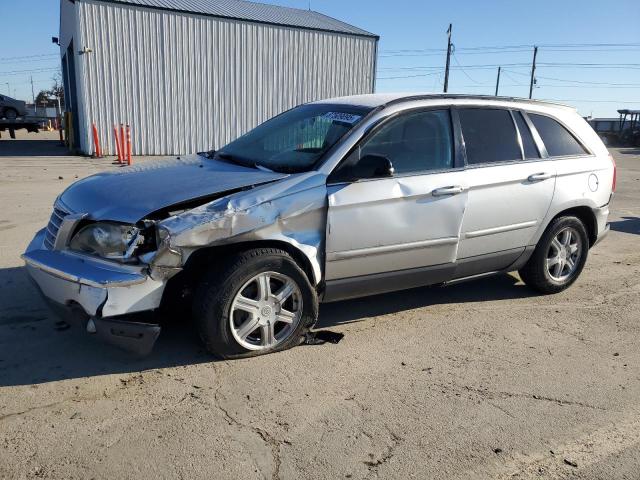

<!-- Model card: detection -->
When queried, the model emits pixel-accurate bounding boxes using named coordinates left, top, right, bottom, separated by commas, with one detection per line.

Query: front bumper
left=22, top=229, right=167, bottom=354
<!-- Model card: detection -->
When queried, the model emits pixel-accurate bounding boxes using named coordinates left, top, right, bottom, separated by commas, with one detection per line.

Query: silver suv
left=0, top=94, right=28, bottom=120
left=23, top=94, right=614, bottom=356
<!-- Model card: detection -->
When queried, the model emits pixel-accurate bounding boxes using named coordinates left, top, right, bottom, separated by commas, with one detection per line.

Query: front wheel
left=519, top=216, right=589, bottom=294
left=193, top=248, right=318, bottom=358
left=3, top=108, right=18, bottom=120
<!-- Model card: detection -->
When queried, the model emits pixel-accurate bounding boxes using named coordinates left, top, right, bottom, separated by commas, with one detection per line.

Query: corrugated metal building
left=59, top=0, right=378, bottom=155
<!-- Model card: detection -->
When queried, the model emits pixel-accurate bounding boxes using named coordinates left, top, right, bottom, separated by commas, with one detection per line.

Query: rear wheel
left=3, top=108, right=18, bottom=120
left=193, top=248, right=318, bottom=358
left=519, top=216, right=589, bottom=294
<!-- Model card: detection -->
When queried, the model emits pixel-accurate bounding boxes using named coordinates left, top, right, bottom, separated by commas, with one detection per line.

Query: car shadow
left=610, top=216, right=640, bottom=236
left=0, top=139, right=68, bottom=156
left=0, top=266, right=213, bottom=388
left=616, top=148, right=640, bottom=155
left=0, top=266, right=534, bottom=387
left=316, top=273, right=531, bottom=328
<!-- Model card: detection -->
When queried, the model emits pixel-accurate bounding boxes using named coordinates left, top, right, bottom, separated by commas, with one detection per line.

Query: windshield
left=215, top=103, right=372, bottom=173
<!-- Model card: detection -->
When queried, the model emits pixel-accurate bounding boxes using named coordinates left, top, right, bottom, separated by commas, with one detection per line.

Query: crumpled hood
left=59, top=155, right=288, bottom=223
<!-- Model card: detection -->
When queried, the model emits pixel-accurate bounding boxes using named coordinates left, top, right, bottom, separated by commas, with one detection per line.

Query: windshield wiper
left=197, top=149, right=216, bottom=158
left=216, top=152, right=248, bottom=167
left=254, top=163, right=274, bottom=173
left=217, top=152, right=273, bottom=172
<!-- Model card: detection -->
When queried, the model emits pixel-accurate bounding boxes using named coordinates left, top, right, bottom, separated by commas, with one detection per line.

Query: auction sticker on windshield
left=323, top=112, right=363, bottom=124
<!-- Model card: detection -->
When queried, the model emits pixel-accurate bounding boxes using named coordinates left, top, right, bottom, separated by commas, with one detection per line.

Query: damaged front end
left=22, top=168, right=328, bottom=356
left=23, top=227, right=167, bottom=355
left=157, top=172, right=328, bottom=285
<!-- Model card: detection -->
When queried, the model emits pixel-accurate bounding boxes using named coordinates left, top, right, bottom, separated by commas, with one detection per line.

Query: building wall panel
left=74, top=0, right=377, bottom=155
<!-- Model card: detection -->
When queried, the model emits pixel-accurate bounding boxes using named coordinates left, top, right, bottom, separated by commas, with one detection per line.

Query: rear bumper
left=593, top=223, right=610, bottom=247
left=593, top=203, right=611, bottom=246
left=22, top=229, right=166, bottom=354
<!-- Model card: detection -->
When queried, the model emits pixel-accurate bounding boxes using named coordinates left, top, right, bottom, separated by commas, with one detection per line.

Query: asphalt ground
left=1, top=135, right=639, bottom=479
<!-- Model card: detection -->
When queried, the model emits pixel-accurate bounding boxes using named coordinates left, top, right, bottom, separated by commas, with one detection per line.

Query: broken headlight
left=69, top=222, right=143, bottom=259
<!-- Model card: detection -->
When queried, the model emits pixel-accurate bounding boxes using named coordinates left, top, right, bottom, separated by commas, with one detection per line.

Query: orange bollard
left=113, top=125, right=122, bottom=163
left=92, top=123, right=102, bottom=158
left=120, top=124, right=125, bottom=164
left=126, top=124, right=132, bottom=166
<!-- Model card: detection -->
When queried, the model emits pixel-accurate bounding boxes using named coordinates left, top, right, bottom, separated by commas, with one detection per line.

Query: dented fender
left=153, top=172, right=329, bottom=285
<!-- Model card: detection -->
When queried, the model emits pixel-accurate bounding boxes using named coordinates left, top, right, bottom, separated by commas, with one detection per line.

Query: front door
left=324, top=109, right=468, bottom=299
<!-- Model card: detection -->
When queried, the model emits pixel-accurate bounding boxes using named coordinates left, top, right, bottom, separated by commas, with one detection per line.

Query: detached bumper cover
left=22, top=229, right=167, bottom=354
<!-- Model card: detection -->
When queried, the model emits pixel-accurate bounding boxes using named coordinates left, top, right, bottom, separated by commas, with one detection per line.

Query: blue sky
left=2, top=0, right=639, bottom=117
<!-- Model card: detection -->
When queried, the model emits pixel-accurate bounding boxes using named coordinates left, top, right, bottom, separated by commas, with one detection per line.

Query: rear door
left=325, top=108, right=468, bottom=292
left=456, top=107, right=556, bottom=265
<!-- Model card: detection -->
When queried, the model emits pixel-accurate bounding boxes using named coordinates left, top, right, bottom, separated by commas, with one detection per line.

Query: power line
left=378, top=63, right=533, bottom=71
left=0, top=53, right=58, bottom=62
left=537, top=42, right=640, bottom=48
left=537, top=62, right=640, bottom=67
left=452, top=53, right=485, bottom=85
left=380, top=42, right=640, bottom=54
left=501, top=70, right=528, bottom=86
left=378, top=62, right=640, bottom=73
left=503, top=70, right=640, bottom=86
left=377, top=72, right=441, bottom=80
left=0, top=67, right=60, bottom=77
left=538, top=98, right=640, bottom=104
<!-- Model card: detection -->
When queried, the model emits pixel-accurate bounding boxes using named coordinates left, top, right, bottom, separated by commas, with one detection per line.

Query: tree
left=35, top=73, right=65, bottom=108
left=50, top=72, right=64, bottom=105
left=35, top=89, right=54, bottom=107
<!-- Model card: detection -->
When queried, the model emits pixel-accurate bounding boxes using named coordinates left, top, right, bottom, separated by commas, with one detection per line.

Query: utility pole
left=5, top=82, right=9, bottom=95
left=528, top=46, right=538, bottom=99
left=30, top=76, right=36, bottom=114
left=495, top=66, right=501, bottom=96
left=443, top=23, right=452, bottom=93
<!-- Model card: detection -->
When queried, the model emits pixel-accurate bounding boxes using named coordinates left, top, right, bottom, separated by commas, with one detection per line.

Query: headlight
left=69, top=222, right=142, bottom=259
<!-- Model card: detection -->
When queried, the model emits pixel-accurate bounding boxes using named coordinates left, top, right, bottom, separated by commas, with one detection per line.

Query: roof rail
left=383, top=94, right=573, bottom=109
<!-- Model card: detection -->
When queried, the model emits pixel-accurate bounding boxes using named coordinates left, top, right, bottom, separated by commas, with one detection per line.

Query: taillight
left=609, top=153, right=617, bottom=192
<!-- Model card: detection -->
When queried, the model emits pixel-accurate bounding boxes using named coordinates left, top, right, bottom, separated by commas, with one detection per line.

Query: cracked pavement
left=1, top=137, right=639, bottom=479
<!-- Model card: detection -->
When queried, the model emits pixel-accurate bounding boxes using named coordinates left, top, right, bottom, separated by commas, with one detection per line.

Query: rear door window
left=458, top=108, right=522, bottom=165
left=528, top=113, right=588, bottom=157
left=514, top=111, right=540, bottom=159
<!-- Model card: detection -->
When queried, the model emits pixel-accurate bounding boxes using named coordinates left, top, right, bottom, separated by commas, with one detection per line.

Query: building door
left=63, top=40, right=80, bottom=150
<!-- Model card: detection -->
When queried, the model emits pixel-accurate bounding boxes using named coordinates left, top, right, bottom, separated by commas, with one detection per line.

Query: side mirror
left=355, top=154, right=395, bottom=179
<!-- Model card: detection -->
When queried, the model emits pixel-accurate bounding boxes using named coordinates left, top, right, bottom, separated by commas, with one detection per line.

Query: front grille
left=44, top=204, right=71, bottom=250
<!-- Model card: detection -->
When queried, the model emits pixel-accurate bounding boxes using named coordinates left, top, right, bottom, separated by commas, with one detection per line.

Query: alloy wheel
left=229, top=271, right=303, bottom=350
left=546, top=227, right=582, bottom=282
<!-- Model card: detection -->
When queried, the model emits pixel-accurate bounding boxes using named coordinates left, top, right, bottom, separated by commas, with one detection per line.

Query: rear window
left=529, top=113, right=588, bottom=157
left=514, top=112, right=540, bottom=159
left=458, top=108, right=521, bottom=165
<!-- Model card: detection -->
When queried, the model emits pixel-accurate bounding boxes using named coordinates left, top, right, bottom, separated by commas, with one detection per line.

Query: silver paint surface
left=58, top=155, right=287, bottom=223
left=22, top=94, right=614, bottom=326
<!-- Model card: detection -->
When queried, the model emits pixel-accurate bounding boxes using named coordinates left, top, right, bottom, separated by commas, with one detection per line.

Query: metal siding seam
left=73, top=1, right=376, bottom=154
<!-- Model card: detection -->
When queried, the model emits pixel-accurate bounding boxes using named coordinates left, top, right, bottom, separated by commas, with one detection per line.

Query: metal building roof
left=97, top=0, right=378, bottom=38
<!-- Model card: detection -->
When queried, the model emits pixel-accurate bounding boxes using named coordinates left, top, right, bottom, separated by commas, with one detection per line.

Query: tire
left=3, top=108, right=18, bottom=120
left=193, top=248, right=318, bottom=358
left=519, top=216, right=589, bottom=294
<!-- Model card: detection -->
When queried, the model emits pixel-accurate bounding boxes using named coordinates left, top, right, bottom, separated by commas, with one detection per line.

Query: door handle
left=527, top=172, right=553, bottom=182
left=432, top=185, right=465, bottom=196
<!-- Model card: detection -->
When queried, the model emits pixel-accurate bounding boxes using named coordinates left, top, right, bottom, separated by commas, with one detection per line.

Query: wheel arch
left=547, top=206, right=598, bottom=247
left=183, top=239, right=320, bottom=287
